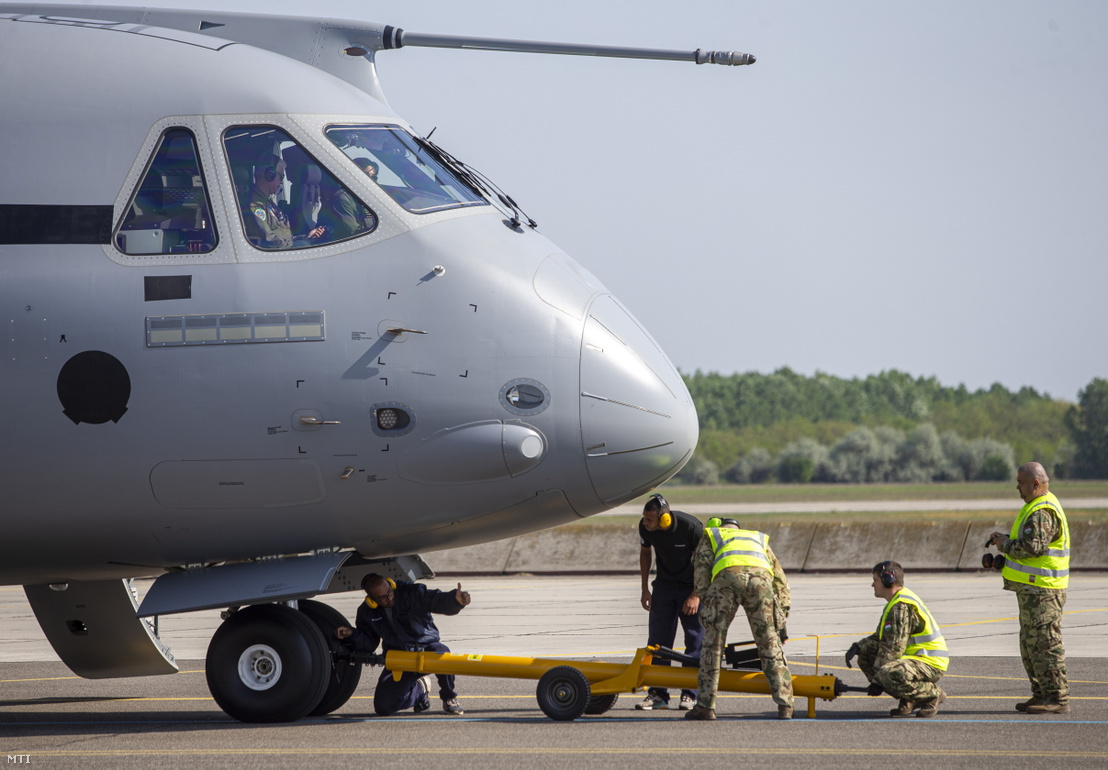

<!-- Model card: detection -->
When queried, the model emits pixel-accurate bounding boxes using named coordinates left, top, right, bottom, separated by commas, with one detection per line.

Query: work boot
left=1015, top=697, right=1043, bottom=712
left=890, top=699, right=916, bottom=717
left=684, top=705, right=716, bottom=721
left=915, top=689, right=946, bottom=718
left=1025, top=700, right=1070, bottom=714
left=777, top=705, right=793, bottom=720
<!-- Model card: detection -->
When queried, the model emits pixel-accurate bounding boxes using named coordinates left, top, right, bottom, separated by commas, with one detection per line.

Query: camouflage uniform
left=855, top=599, right=944, bottom=702
left=245, top=185, right=293, bottom=249
left=319, top=188, right=375, bottom=240
left=691, top=535, right=793, bottom=710
left=1000, top=508, right=1068, bottom=703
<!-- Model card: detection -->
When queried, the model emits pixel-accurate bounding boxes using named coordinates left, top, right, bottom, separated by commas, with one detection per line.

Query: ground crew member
left=636, top=493, right=703, bottom=710
left=336, top=574, right=469, bottom=716
left=686, top=517, right=793, bottom=721
left=986, top=461, right=1071, bottom=714
left=845, top=560, right=948, bottom=717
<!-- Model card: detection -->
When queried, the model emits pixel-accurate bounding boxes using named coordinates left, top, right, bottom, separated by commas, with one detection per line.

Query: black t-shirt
left=638, top=510, right=702, bottom=586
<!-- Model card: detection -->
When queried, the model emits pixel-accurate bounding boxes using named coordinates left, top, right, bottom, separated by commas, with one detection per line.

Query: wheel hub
left=238, top=644, right=283, bottom=691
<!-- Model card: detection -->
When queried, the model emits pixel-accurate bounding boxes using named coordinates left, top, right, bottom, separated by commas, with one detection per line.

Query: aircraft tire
left=536, top=665, right=591, bottom=721
left=297, top=599, right=363, bottom=716
left=205, top=604, right=329, bottom=723
left=583, top=693, right=619, bottom=715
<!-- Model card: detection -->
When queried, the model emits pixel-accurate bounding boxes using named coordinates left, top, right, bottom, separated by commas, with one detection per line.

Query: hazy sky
left=45, top=1, right=1108, bottom=401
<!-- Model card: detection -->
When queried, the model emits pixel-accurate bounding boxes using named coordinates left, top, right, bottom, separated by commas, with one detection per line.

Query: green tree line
left=678, top=369, right=1107, bottom=483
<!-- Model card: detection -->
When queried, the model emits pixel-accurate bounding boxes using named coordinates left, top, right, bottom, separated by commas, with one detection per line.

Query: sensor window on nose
left=499, top=379, right=550, bottom=416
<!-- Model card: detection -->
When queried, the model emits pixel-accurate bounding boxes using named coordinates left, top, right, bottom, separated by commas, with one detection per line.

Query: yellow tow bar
left=380, top=646, right=843, bottom=720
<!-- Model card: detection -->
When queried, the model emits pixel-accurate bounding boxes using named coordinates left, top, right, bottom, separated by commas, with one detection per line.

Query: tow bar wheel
left=536, top=665, right=591, bottom=721
left=584, top=693, right=619, bottom=714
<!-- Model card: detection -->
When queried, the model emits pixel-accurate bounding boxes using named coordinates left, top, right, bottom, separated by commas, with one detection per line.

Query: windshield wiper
left=414, top=134, right=537, bottom=231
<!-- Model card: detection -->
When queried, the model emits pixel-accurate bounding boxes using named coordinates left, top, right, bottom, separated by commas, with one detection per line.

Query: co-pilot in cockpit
left=325, top=125, right=485, bottom=215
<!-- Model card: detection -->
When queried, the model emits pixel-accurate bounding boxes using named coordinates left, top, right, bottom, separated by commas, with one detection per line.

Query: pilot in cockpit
left=244, top=154, right=324, bottom=249
left=356, top=157, right=380, bottom=183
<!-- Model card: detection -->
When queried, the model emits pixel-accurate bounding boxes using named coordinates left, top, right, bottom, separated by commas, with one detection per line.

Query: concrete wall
left=431, top=518, right=1108, bottom=574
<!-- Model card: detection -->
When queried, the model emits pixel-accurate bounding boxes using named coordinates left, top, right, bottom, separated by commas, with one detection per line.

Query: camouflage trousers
left=858, top=650, right=944, bottom=703
left=697, top=569, right=792, bottom=710
left=1016, top=588, right=1068, bottom=702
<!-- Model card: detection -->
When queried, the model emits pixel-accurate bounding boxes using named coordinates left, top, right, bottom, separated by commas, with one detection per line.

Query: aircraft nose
left=579, top=295, right=699, bottom=506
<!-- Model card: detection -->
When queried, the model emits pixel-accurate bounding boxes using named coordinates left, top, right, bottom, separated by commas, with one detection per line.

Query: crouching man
left=336, top=574, right=470, bottom=716
left=846, top=561, right=949, bottom=718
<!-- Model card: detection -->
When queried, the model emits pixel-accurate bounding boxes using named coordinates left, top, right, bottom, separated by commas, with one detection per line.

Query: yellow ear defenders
left=364, top=576, right=396, bottom=609
left=706, top=517, right=740, bottom=529
left=647, top=493, right=672, bottom=529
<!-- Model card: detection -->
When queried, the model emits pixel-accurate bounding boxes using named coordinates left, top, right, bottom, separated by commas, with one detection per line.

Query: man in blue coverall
left=336, top=574, right=471, bottom=716
left=637, top=493, right=704, bottom=710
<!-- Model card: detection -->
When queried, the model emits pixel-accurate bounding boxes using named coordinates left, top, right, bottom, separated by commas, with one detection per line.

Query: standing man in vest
left=686, top=517, right=793, bottom=721
left=845, top=561, right=949, bottom=717
left=986, top=461, right=1071, bottom=714
left=636, top=493, right=703, bottom=710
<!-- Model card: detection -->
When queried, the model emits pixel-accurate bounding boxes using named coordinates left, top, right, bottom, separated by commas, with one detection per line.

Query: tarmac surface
left=1, top=573, right=1106, bottom=768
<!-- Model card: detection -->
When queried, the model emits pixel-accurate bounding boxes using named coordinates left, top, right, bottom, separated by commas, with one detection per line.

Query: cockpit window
left=223, top=125, right=377, bottom=251
left=325, top=125, right=487, bottom=214
left=115, top=128, right=217, bottom=255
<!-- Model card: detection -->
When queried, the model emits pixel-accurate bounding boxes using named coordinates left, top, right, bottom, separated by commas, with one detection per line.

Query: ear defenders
left=647, top=493, right=672, bottom=529
left=706, top=517, right=740, bottom=529
left=364, top=576, right=396, bottom=609
left=877, top=561, right=897, bottom=589
left=263, top=165, right=277, bottom=182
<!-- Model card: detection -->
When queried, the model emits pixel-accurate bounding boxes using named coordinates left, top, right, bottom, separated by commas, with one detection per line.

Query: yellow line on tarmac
left=789, top=660, right=1108, bottom=686
left=5, top=749, right=1108, bottom=758
left=0, top=669, right=204, bottom=684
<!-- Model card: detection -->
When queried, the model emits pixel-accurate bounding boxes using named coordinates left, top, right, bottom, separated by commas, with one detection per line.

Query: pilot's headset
left=257, top=154, right=283, bottom=182
left=875, top=560, right=898, bottom=589
left=645, top=492, right=673, bottom=530
left=362, top=575, right=397, bottom=609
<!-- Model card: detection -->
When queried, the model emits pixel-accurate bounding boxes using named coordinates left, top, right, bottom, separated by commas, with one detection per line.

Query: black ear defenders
left=364, top=577, right=397, bottom=609
left=263, top=165, right=277, bottom=182
left=647, top=493, right=672, bottom=529
left=877, top=561, right=897, bottom=589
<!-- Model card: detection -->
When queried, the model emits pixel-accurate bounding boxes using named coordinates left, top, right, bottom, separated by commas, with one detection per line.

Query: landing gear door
left=25, top=579, right=178, bottom=679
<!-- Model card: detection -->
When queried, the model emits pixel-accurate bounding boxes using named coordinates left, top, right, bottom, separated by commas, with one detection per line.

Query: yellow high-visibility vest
left=877, top=587, right=949, bottom=671
left=1001, top=492, right=1070, bottom=589
left=706, top=527, right=771, bottom=581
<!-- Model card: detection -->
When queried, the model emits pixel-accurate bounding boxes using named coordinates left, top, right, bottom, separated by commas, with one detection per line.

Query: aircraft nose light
left=396, top=422, right=547, bottom=484
left=579, top=296, right=698, bottom=505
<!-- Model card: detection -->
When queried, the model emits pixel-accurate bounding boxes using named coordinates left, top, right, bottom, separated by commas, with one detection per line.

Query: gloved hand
left=845, top=642, right=860, bottom=669
left=778, top=625, right=788, bottom=644
left=866, top=682, right=884, bottom=697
